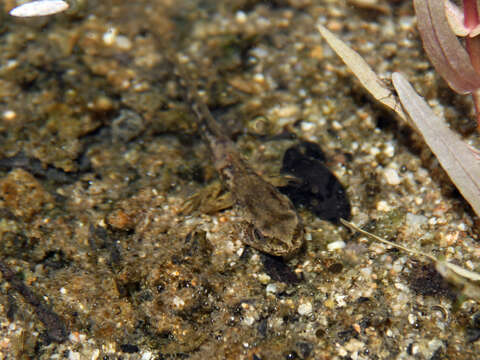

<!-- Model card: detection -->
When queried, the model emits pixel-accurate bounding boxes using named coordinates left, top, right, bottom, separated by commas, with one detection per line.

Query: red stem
left=464, top=0, right=480, bottom=30
left=466, top=36, right=480, bottom=73
left=462, top=1, right=480, bottom=130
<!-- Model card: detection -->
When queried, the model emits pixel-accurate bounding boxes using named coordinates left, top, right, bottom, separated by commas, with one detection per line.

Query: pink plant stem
left=466, top=36, right=480, bottom=73
left=463, top=0, right=480, bottom=127
left=473, top=89, right=480, bottom=128
left=464, top=0, right=480, bottom=72
left=464, top=0, right=479, bottom=29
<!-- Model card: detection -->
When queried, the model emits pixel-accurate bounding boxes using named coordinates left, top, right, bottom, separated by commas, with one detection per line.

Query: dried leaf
left=439, top=261, right=480, bottom=282
left=317, top=24, right=407, bottom=121
left=392, top=72, right=480, bottom=217
left=10, top=0, right=69, bottom=17
left=413, top=0, right=480, bottom=94
left=436, top=261, right=480, bottom=299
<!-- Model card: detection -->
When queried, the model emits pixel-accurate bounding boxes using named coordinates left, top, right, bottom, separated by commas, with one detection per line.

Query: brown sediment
left=0, top=0, right=478, bottom=359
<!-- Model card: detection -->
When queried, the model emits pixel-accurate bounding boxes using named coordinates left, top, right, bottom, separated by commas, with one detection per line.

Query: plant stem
left=466, top=35, right=480, bottom=72
left=473, top=89, right=480, bottom=128
left=464, top=0, right=479, bottom=30
left=464, top=0, right=480, bottom=128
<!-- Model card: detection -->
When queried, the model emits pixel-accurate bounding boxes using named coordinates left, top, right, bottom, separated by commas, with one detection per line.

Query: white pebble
left=243, top=316, right=255, bottom=326
left=359, top=267, right=372, bottom=277
left=172, top=296, right=185, bottom=308
left=298, top=302, right=313, bottom=315
left=266, top=283, right=278, bottom=294
left=335, top=294, right=347, bottom=307
left=68, top=351, right=80, bottom=360
left=383, top=142, right=395, bottom=157
left=394, top=282, right=409, bottom=292
left=258, top=273, right=271, bottom=284
left=301, top=121, right=315, bottom=132
left=3, top=110, right=16, bottom=121
left=141, top=352, right=153, bottom=360
left=376, top=200, right=391, bottom=211
left=331, top=120, right=342, bottom=130
left=405, top=213, right=427, bottom=228
left=10, top=0, right=69, bottom=17
left=103, top=28, right=117, bottom=46
left=327, top=240, right=346, bottom=251
left=235, top=11, right=247, bottom=24
left=384, top=168, right=401, bottom=185
left=116, top=35, right=132, bottom=50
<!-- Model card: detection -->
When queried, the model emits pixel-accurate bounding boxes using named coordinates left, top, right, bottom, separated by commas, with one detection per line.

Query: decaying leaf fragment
left=317, top=24, right=407, bottom=121
left=392, top=72, right=480, bottom=218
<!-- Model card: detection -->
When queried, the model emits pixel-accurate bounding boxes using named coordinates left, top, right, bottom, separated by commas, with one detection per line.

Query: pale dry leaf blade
left=10, top=0, right=69, bottom=17
left=442, top=262, right=480, bottom=282
left=436, top=261, right=480, bottom=299
left=413, top=0, right=480, bottom=93
left=317, top=24, right=407, bottom=121
left=392, top=72, right=480, bottom=217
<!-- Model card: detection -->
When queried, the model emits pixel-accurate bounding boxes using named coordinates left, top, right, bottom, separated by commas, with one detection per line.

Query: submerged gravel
left=0, top=0, right=479, bottom=359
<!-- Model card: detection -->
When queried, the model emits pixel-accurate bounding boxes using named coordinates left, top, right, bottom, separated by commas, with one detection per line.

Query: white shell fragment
left=10, top=0, right=69, bottom=17
left=327, top=240, right=346, bottom=251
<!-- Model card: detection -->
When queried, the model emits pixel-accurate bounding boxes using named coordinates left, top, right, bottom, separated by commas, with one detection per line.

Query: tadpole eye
left=252, top=228, right=266, bottom=243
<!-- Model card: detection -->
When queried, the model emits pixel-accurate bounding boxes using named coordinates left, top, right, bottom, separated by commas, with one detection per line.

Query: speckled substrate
left=0, top=0, right=479, bottom=359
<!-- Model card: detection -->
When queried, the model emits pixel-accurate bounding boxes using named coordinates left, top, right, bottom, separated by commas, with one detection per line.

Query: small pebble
left=68, top=351, right=81, bottom=360
left=298, top=302, right=313, bottom=316
left=172, top=296, right=185, bottom=308
left=2, top=110, right=16, bottom=121
left=112, top=109, right=145, bottom=142
left=384, top=168, right=401, bottom=185
left=266, top=284, right=278, bottom=294
left=359, top=267, right=372, bottom=277
left=327, top=240, right=346, bottom=251
left=405, top=213, right=427, bottom=229
left=235, top=11, right=247, bottom=24
left=141, top=352, right=153, bottom=360
left=243, top=316, right=255, bottom=326
left=376, top=200, right=391, bottom=211
left=116, top=35, right=132, bottom=50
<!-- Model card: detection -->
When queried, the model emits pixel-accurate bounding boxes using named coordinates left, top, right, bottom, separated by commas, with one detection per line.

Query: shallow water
left=0, top=1, right=479, bottom=359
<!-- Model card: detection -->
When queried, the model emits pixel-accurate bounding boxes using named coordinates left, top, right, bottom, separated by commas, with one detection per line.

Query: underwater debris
left=9, top=0, right=69, bottom=17
left=0, top=260, right=68, bottom=343
left=279, top=141, right=351, bottom=224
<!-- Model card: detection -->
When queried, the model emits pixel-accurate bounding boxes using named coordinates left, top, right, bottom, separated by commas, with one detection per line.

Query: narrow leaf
left=392, top=72, right=480, bottom=217
left=10, top=0, right=69, bottom=17
left=436, top=261, right=480, bottom=300
left=317, top=24, right=407, bottom=121
left=413, top=0, right=480, bottom=94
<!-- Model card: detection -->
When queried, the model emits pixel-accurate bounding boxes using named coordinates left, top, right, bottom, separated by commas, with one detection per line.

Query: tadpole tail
left=170, top=54, right=234, bottom=157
